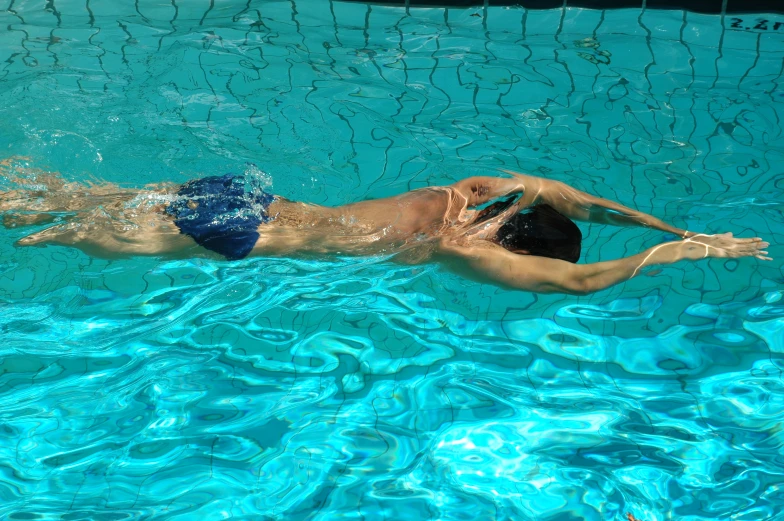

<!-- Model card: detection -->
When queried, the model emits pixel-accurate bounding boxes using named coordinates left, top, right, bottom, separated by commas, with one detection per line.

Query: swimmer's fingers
left=755, top=249, right=773, bottom=261
left=736, top=241, right=769, bottom=259
left=737, top=236, right=765, bottom=244
left=744, top=239, right=772, bottom=260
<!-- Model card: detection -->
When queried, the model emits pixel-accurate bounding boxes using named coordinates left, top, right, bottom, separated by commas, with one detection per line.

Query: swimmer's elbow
left=511, top=270, right=592, bottom=295
left=550, top=269, right=593, bottom=296
left=563, top=278, right=592, bottom=296
left=558, top=265, right=631, bottom=296
left=535, top=276, right=591, bottom=296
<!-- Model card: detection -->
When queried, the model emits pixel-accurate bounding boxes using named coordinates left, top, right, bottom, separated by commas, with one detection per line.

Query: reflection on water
left=0, top=0, right=783, bottom=519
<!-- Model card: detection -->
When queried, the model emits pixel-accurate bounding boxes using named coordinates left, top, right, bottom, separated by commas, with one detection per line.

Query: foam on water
left=0, top=1, right=783, bottom=520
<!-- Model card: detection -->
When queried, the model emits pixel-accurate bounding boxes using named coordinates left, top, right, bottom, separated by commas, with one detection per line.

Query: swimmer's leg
left=0, top=184, right=122, bottom=229
left=1, top=184, right=135, bottom=213
left=3, top=212, right=63, bottom=228
left=1, top=159, right=137, bottom=213
left=0, top=186, right=76, bottom=228
left=0, top=156, right=33, bottom=170
left=1, top=180, right=175, bottom=229
left=15, top=212, right=197, bottom=258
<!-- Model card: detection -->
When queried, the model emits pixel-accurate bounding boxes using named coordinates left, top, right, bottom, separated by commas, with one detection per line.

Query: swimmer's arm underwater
left=438, top=234, right=770, bottom=295
left=485, top=169, right=692, bottom=238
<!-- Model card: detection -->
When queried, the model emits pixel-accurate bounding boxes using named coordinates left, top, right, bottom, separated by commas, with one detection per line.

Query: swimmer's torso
left=253, top=187, right=477, bottom=257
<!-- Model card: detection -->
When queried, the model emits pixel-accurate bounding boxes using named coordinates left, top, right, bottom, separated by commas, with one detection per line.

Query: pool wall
left=338, top=0, right=783, bottom=14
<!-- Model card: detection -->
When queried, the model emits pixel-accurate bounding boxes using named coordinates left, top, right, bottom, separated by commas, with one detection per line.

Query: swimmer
left=0, top=160, right=771, bottom=295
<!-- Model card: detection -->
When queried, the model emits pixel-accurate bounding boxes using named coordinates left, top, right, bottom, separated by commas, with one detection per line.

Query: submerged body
left=4, top=170, right=507, bottom=259
left=1, top=158, right=770, bottom=295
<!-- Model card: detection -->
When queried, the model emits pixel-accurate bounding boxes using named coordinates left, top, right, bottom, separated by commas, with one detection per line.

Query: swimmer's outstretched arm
left=453, top=170, right=691, bottom=237
left=497, top=169, right=692, bottom=238
left=503, top=170, right=695, bottom=239
left=438, top=234, right=770, bottom=295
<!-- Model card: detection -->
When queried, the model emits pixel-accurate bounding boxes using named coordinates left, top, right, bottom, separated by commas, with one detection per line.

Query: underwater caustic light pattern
left=0, top=0, right=783, bottom=519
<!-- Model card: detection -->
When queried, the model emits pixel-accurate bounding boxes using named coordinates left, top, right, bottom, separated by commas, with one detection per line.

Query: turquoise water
left=1, top=0, right=784, bottom=519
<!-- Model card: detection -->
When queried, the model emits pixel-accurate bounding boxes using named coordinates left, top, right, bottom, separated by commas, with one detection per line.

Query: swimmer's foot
left=0, top=190, right=31, bottom=212
left=0, top=155, right=33, bottom=169
left=15, top=224, right=77, bottom=247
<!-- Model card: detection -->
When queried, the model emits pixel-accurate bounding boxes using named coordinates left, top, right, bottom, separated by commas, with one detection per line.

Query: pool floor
left=0, top=1, right=783, bottom=519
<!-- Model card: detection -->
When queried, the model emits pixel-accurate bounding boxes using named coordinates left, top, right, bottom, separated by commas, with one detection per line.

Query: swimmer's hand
left=680, top=233, right=771, bottom=261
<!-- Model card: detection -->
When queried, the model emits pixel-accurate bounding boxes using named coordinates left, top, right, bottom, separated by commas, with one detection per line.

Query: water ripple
left=1, top=1, right=783, bottom=520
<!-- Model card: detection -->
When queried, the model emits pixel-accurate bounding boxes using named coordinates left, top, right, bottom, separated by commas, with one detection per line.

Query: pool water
left=1, top=0, right=783, bottom=519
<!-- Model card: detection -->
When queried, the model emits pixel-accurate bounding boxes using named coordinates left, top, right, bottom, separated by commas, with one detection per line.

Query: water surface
left=0, top=1, right=783, bottom=519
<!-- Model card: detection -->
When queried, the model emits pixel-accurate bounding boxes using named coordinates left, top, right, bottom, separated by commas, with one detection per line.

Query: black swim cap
left=495, top=204, right=582, bottom=263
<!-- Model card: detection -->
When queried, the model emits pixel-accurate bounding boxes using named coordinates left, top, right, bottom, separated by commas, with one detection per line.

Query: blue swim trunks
left=166, top=174, right=276, bottom=260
